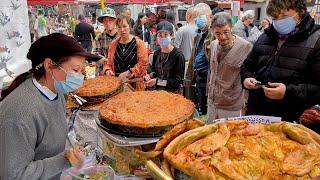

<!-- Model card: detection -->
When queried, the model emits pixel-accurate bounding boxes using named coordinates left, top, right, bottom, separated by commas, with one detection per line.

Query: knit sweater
left=0, top=78, right=71, bottom=180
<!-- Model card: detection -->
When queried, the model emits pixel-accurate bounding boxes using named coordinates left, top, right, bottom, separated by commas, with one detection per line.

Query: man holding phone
left=241, top=0, right=320, bottom=122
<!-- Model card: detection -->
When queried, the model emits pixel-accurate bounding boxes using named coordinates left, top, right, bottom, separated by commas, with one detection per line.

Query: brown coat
left=208, top=35, right=252, bottom=111
left=103, top=36, right=148, bottom=90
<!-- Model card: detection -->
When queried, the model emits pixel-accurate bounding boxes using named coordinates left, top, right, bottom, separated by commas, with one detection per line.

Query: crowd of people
left=26, top=0, right=320, bottom=127
left=1, top=0, right=320, bottom=179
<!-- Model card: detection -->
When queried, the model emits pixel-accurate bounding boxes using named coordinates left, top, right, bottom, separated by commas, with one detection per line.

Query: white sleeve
left=174, top=29, right=182, bottom=48
left=34, top=18, right=38, bottom=30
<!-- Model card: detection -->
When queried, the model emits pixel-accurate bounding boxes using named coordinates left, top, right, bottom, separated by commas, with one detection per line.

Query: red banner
left=27, top=0, right=75, bottom=5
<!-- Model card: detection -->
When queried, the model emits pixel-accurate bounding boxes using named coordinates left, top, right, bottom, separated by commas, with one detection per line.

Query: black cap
left=156, top=21, right=174, bottom=34
left=27, top=33, right=101, bottom=67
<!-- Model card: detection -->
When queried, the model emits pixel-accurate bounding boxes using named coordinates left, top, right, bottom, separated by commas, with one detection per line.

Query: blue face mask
left=159, top=37, right=172, bottom=47
left=54, top=73, right=84, bottom=94
left=52, top=65, right=84, bottom=94
left=196, top=15, right=208, bottom=30
left=273, top=16, right=297, bottom=35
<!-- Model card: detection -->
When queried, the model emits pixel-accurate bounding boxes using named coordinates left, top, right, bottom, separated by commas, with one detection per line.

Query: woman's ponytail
left=0, top=71, right=31, bottom=101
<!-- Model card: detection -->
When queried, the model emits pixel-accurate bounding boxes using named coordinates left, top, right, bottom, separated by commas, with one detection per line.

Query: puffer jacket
left=240, top=13, right=320, bottom=122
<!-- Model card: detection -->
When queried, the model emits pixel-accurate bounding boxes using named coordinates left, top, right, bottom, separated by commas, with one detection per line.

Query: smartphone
left=250, top=80, right=271, bottom=88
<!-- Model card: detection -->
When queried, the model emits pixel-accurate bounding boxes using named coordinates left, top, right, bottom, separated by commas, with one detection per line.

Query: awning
left=76, top=0, right=168, bottom=4
left=27, top=0, right=76, bottom=5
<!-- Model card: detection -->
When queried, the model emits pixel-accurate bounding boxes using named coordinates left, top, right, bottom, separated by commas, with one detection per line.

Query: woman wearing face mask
left=103, top=15, right=148, bottom=90
left=241, top=0, right=320, bottom=123
left=0, top=33, right=101, bottom=179
left=145, top=21, right=185, bottom=93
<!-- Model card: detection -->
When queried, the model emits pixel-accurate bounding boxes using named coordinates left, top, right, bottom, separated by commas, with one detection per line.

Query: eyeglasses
left=214, top=31, right=232, bottom=37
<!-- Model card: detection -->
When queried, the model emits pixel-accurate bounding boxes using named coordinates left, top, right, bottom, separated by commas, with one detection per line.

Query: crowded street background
left=19, top=0, right=320, bottom=127
left=1, top=0, right=320, bottom=179
left=1, top=0, right=320, bottom=134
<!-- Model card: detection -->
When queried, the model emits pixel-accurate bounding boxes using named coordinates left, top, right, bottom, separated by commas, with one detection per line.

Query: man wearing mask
left=233, top=10, right=262, bottom=44
left=186, top=3, right=214, bottom=116
left=208, top=12, right=252, bottom=121
left=96, top=8, right=118, bottom=58
left=241, top=0, right=320, bottom=123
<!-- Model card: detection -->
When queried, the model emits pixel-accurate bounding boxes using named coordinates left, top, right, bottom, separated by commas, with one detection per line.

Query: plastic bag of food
left=61, top=165, right=115, bottom=180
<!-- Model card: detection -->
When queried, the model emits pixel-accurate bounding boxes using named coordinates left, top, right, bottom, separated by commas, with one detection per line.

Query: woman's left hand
left=145, top=78, right=157, bottom=87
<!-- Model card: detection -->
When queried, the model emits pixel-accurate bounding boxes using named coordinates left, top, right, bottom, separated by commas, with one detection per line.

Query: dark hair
left=116, top=14, right=132, bottom=28
left=137, top=12, right=146, bottom=25
left=267, top=0, right=306, bottom=18
left=78, top=14, right=85, bottom=21
left=166, top=10, right=175, bottom=24
left=157, top=9, right=166, bottom=21
left=38, top=10, right=44, bottom=15
left=209, top=1, right=219, bottom=10
left=1, top=56, right=69, bottom=100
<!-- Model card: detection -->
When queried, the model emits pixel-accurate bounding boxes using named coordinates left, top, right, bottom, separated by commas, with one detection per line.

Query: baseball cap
left=27, top=33, right=101, bottom=66
left=98, top=7, right=117, bottom=23
left=156, top=21, right=174, bottom=34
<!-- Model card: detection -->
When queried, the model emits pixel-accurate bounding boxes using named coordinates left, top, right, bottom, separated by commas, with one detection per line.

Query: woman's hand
left=145, top=78, right=157, bottom=87
left=64, top=147, right=85, bottom=168
left=104, top=70, right=115, bottom=76
left=118, top=71, right=132, bottom=82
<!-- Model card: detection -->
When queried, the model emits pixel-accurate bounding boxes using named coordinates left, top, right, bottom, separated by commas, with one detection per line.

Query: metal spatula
left=70, top=93, right=87, bottom=106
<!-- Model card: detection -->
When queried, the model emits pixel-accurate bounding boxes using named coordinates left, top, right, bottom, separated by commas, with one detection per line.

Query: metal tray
left=96, top=118, right=160, bottom=147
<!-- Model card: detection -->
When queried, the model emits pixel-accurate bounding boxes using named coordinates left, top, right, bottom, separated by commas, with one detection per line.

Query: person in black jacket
left=133, top=12, right=151, bottom=44
left=74, top=14, right=95, bottom=52
left=240, top=0, right=320, bottom=123
left=145, top=21, right=185, bottom=93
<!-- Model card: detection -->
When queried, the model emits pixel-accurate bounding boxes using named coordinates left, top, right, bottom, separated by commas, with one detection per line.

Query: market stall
left=60, top=70, right=320, bottom=179
left=61, top=70, right=196, bottom=178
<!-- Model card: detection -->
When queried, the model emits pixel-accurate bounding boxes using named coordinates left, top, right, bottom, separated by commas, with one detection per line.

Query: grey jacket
left=208, top=35, right=252, bottom=110
left=233, top=20, right=262, bottom=44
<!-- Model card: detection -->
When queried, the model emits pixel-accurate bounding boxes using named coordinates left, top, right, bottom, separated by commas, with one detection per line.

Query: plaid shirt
left=95, top=31, right=117, bottom=57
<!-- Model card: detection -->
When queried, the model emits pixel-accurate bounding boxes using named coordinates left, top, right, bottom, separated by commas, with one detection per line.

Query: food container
left=61, top=165, right=115, bottom=180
